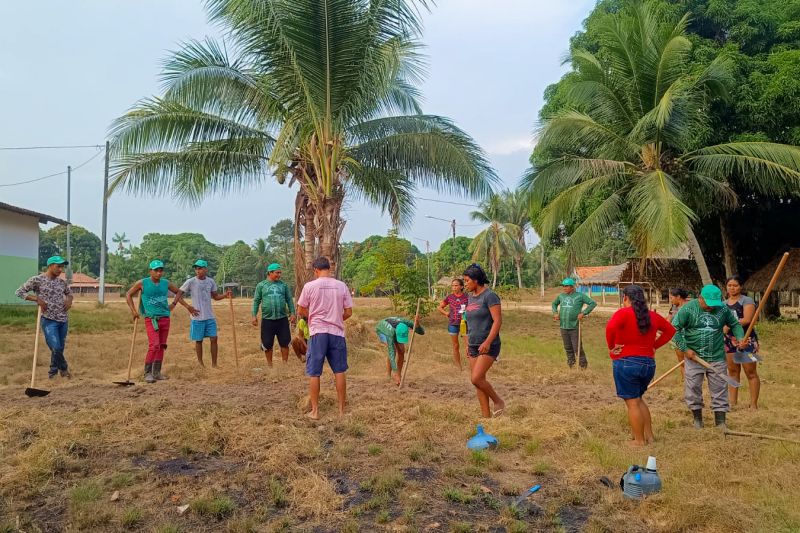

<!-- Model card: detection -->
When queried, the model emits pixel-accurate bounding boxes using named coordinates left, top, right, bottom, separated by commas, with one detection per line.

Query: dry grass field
left=1, top=298, right=799, bottom=532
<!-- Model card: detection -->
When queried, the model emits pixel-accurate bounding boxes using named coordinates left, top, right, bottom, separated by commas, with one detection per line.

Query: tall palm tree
left=108, top=0, right=496, bottom=290
left=470, top=195, right=524, bottom=288
left=521, top=3, right=800, bottom=284
left=112, top=232, right=129, bottom=255
left=252, top=237, right=270, bottom=276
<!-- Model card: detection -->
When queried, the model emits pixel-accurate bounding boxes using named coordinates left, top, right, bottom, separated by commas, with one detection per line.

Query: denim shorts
left=612, top=356, right=656, bottom=399
left=306, top=333, right=348, bottom=377
left=468, top=342, right=501, bottom=359
left=190, top=319, right=218, bottom=341
left=447, top=324, right=459, bottom=336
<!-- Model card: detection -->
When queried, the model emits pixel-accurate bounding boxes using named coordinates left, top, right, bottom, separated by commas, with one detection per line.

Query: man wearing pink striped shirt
left=297, top=256, right=353, bottom=420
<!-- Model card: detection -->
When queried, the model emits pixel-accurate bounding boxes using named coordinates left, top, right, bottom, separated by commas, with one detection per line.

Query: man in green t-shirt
left=672, top=284, right=746, bottom=430
left=552, top=278, right=597, bottom=369
left=251, top=263, right=296, bottom=367
left=376, top=316, right=424, bottom=385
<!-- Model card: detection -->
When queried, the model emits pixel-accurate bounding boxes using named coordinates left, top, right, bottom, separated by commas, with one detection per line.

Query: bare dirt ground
left=1, top=300, right=799, bottom=532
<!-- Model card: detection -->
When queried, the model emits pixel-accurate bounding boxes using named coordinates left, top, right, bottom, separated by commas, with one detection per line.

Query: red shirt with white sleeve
left=605, top=307, right=676, bottom=360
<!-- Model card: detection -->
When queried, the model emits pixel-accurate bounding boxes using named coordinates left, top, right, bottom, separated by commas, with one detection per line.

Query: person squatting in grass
left=15, top=255, right=74, bottom=379
left=291, top=317, right=310, bottom=362
left=297, top=256, right=353, bottom=420
left=463, top=263, right=505, bottom=418
left=126, top=260, right=191, bottom=383
left=252, top=263, right=297, bottom=367
left=724, top=276, right=761, bottom=409
left=552, top=278, right=597, bottom=369
left=667, top=287, right=690, bottom=379
left=672, top=284, right=748, bottom=430
left=437, top=278, right=468, bottom=370
left=173, top=259, right=232, bottom=368
left=606, top=285, right=675, bottom=447
left=375, top=315, right=425, bottom=386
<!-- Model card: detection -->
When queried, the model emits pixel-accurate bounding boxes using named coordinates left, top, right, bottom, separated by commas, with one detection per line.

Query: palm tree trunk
left=540, top=245, right=545, bottom=298
left=686, top=226, right=713, bottom=286
left=515, top=257, right=523, bottom=289
left=719, top=214, right=738, bottom=278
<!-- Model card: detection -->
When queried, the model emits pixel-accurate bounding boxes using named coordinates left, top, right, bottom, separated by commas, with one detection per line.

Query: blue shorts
left=306, top=333, right=348, bottom=377
left=447, top=324, right=459, bottom=336
left=190, top=319, right=218, bottom=341
left=612, top=356, right=656, bottom=399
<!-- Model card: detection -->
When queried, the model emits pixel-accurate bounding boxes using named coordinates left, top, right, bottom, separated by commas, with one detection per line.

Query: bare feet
left=628, top=440, right=647, bottom=448
left=306, top=411, right=319, bottom=421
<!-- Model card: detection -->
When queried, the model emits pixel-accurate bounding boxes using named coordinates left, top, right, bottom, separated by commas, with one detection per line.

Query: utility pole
left=450, top=219, right=456, bottom=271
left=540, top=243, right=545, bottom=299
left=66, top=165, right=72, bottom=283
left=426, top=240, right=432, bottom=298
left=98, top=141, right=110, bottom=304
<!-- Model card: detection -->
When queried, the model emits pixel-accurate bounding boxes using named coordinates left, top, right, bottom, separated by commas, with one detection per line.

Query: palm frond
left=346, top=166, right=416, bottom=230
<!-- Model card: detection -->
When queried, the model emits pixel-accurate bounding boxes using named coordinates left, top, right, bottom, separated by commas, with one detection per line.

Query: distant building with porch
left=0, top=202, right=68, bottom=305
left=59, top=272, right=123, bottom=296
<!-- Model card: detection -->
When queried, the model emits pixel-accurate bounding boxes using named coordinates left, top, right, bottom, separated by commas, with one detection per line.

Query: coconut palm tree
left=112, top=232, right=129, bottom=255
left=108, top=0, right=496, bottom=289
left=520, top=3, right=800, bottom=284
left=470, top=195, right=524, bottom=288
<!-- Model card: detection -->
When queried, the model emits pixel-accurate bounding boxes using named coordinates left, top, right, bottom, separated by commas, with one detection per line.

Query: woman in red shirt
left=606, top=285, right=676, bottom=446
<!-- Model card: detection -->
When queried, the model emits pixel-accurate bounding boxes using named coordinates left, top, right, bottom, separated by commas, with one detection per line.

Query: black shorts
left=468, top=342, right=501, bottom=359
left=261, top=317, right=291, bottom=350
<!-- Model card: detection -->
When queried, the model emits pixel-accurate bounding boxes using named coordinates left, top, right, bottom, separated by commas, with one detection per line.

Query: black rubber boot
left=144, top=363, right=155, bottom=384
left=692, top=409, right=704, bottom=429
left=714, top=411, right=727, bottom=430
left=153, top=361, right=168, bottom=381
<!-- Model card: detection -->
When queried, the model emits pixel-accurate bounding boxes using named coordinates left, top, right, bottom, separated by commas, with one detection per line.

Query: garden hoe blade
left=114, top=316, right=139, bottom=386
left=112, top=380, right=135, bottom=386
left=25, top=387, right=50, bottom=398
left=733, top=350, right=762, bottom=364
left=721, top=373, right=741, bottom=388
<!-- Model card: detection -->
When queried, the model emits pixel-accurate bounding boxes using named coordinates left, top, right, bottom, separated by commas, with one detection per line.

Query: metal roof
left=0, top=201, right=68, bottom=225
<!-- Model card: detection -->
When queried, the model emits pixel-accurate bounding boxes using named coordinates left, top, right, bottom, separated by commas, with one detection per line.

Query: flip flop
left=492, top=408, right=504, bottom=417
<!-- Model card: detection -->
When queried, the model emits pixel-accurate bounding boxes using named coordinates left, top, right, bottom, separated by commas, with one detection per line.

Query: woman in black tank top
left=724, top=276, right=760, bottom=409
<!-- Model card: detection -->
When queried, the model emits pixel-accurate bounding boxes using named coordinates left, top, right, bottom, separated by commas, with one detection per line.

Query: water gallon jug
left=620, top=456, right=662, bottom=500
left=467, top=425, right=498, bottom=450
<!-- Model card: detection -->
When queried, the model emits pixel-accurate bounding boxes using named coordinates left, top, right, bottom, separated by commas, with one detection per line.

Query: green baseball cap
left=700, top=284, right=723, bottom=307
left=561, top=278, right=576, bottom=286
left=395, top=322, right=410, bottom=344
left=46, top=255, right=68, bottom=266
left=149, top=259, right=165, bottom=270
left=267, top=263, right=282, bottom=272
left=193, top=259, right=208, bottom=268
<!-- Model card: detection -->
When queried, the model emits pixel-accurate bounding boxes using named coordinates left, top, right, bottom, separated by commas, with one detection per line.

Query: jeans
left=612, top=356, right=656, bottom=399
left=560, top=328, right=587, bottom=367
left=41, top=317, right=68, bottom=375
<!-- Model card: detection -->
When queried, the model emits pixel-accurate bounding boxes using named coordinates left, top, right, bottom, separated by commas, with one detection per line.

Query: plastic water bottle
left=621, top=456, right=662, bottom=500
left=467, top=425, right=498, bottom=450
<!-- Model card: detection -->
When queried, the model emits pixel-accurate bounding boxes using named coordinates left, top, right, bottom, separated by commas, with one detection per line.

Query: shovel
left=513, top=484, right=541, bottom=506
left=25, top=306, right=50, bottom=398
left=399, top=298, right=423, bottom=389
left=692, top=356, right=740, bottom=388
left=113, top=317, right=138, bottom=386
left=733, top=252, right=789, bottom=364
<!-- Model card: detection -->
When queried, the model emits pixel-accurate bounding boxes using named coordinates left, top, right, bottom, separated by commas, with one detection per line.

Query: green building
left=0, top=202, right=67, bottom=304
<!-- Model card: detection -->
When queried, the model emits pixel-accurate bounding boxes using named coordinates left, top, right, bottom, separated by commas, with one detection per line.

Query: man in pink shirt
left=297, top=256, right=353, bottom=420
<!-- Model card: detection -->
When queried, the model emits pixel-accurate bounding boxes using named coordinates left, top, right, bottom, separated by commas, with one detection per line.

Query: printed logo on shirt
left=698, top=313, right=720, bottom=331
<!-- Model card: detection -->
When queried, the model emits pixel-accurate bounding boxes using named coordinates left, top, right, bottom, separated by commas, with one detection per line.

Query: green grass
left=267, top=477, right=288, bottom=508
left=450, top=521, right=473, bottom=533
left=121, top=507, right=144, bottom=528
left=190, top=495, right=236, bottom=519
left=361, top=470, right=404, bottom=496
left=109, top=473, right=136, bottom=489
left=0, top=305, right=127, bottom=332
left=376, top=510, right=390, bottom=524
left=367, top=444, right=382, bottom=456
left=470, top=450, right=490, bottom=467
left=443, top=487, right=474, bottom=504
left=69, top=481, right=102, bottom=506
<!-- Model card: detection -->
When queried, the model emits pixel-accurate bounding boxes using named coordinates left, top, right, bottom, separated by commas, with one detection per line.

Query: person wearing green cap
left=551, top=278, right=597, bottom=368
left=252, top=263, right=296, bottom=367
left=375, top=316, right=425, bottom=385
left=173, top=260, right=232, bottom=368
left=672, top=284, right=748, bottom=430
left=16, top=256, right=74, bottom=378
left=126, top=260, right=191, bottom=383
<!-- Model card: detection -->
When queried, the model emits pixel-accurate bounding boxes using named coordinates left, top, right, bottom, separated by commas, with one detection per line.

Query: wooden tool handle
left=648, top=360, right=684, bottom=389
left=692, top=356, right=712, bottom=370
left=229, top=297, right=240, bottom=369
left=30, top=306, right=43, bottom=388
left=126, top=318, right=138, bottom=382
left=744, top=252, right=790, bottom=339
left=399, top=298, right=423, bottom=388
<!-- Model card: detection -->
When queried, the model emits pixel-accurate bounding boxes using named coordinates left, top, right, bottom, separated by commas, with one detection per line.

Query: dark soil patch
left=559, top=505, right=591, bottom=532
left=328, top=471, right=369, bottom=509
left=402, top=466, right=438, bottom=482
left=131, top=453, right=240, bottom=477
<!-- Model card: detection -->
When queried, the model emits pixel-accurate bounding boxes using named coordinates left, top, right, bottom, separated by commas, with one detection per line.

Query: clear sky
left=0, top=0, right=595, bottom=252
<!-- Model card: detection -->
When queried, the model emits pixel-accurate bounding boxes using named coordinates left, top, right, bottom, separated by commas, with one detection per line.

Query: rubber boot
left=153, top=360, right=169, bottom=381
left=714, top=411, right=727, bottom=431
left=692, top=409, right=703, bottom=429
left=144, top=363, right=155, bottom=384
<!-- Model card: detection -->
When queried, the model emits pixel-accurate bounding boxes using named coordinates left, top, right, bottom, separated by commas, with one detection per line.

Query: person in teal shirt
left=552, top=278, right=597, bottom=369
left=126, top=260, right=190, bottom=383
left=376, top=316, right=424, bottom=385
left=251, top=263, right=296, bottom=367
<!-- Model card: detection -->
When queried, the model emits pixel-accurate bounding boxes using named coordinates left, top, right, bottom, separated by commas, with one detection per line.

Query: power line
left=414, top=196, right=478, bottom=207
left=0, top=147, right=105, bottom=188
left=0, top=144, right=103, bottom=151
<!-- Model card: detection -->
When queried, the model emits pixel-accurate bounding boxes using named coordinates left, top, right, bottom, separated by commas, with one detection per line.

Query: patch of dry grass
left=1, top=300, right=799, bottom=531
